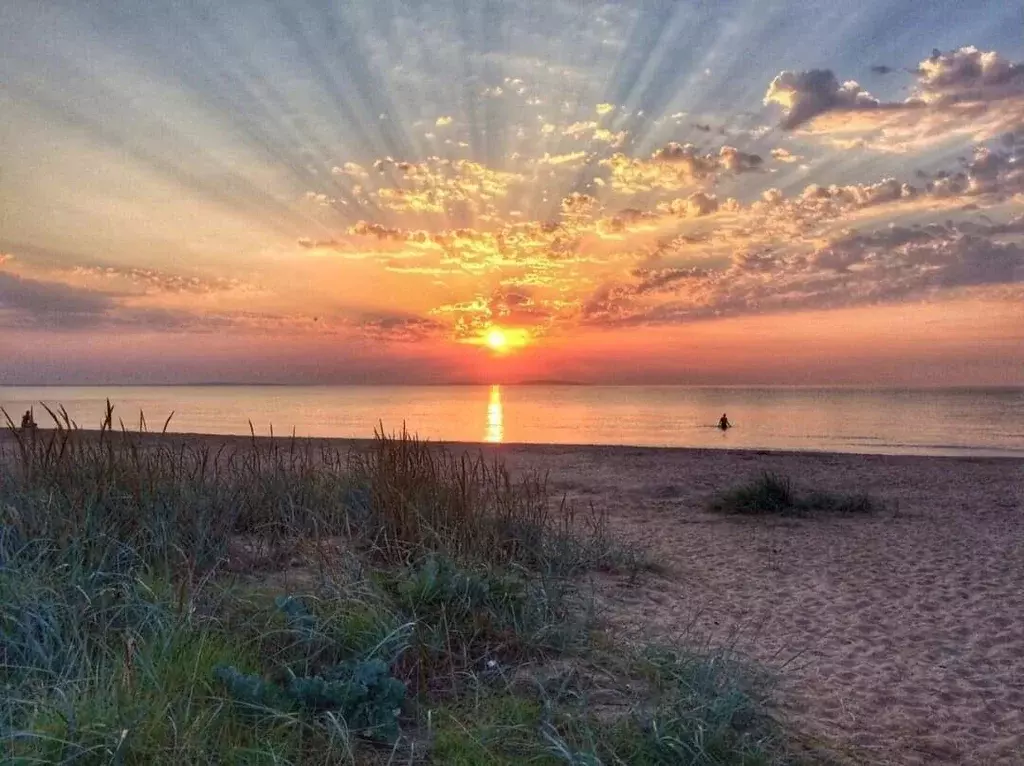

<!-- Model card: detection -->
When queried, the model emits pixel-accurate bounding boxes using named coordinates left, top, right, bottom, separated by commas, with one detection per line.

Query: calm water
left=2, top=386, right=1023, bottom=457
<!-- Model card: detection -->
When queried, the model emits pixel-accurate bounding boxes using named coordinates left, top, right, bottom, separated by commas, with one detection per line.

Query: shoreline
left=2, top=427, right=1022, bottom=463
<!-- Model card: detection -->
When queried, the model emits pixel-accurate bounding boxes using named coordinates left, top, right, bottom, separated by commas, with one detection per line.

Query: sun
left=485, top=327, right=508, bottom=352
left=470, top=326, right=529, bottom=353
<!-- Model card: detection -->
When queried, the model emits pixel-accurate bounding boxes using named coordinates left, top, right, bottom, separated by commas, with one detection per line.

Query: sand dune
left=4, top=430, right=1021, bottom=763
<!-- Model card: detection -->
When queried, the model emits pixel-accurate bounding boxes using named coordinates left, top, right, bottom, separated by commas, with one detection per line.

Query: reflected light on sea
left=484, top=384, right=504, bottom=443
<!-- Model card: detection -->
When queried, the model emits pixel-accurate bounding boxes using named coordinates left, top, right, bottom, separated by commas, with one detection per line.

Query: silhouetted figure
left=20, top=409, right=37, bottom=432
left=718, top=413, right=731, bottom=430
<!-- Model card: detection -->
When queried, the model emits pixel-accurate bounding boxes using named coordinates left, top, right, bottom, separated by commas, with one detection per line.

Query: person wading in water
left=718, top=413, right=731, bottom=430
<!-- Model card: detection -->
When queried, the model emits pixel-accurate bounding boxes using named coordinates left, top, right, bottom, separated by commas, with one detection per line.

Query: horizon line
left=2, top=382, right=1022, bottom=391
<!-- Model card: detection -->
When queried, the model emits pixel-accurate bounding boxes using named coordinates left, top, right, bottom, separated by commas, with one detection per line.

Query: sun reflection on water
left=484, top=384, right=504, bottom=443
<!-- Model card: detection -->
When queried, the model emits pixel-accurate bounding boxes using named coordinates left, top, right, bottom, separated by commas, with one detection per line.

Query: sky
left=2, top=0, right=1023, bottom=385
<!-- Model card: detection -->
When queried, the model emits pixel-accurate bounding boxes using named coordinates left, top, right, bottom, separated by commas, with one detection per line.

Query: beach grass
left=1, top=402, right=800, bottom=765
left=709, top=472, right=877, bottom=517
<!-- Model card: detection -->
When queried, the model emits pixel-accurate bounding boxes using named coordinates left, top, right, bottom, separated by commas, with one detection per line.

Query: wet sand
left=4, top=431, right=1023, bottom=764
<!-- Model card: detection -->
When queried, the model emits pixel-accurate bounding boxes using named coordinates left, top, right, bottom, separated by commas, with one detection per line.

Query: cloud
left=582, top=217, right=1024, bottom=327
left=383, top=262, right=460, bottom=275
left=602, top=142, right=762, bottom=193
left=770, top=147, right=801, bottom=163
left=67, top=265, right=256, bottom=295
left=0, top=271, right=113, bottom=327
left=435, top=115, right=454, bottom=126
left=915, top=46, right=1024, bottom=105
left=560, top=192, right=599, bottom=219
left=656, top=191, right=724, bottom=218
left=796, top=177, right=916, bottom=207
left=592, top=128, right=628, bottom=147
left=332, top=162, right=369, bottom=179
left=766, top=46, right=1024, bottom=150
left=357, top=314, right=445, bottom=343
left=594, top=206, right=661, bottom=235
left=299, top=211, right=599, bottom=288
left=764, top=69, right=881, bottom=130
left=376, top=186, right=447, bottom=214
left=303, top=191, right=335, bottom=207
left=292, top=132, right=1024, bottom=346
left=537, top=150, right=589, bottom=167
left=964, top=144, right=1024, bottom=194
left=628, top=266, right=714, bottom=295
left=363, top=157, right=524, bottom=216
left=596, top=103, right=615, bottom=115
left=0, top=270, right=215, bottom=331
left=429, top=286, right=576, bottom=338
left=808, top=224, right=1024, bottom=293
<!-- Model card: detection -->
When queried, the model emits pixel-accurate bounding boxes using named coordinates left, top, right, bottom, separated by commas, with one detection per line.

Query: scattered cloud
left=770, top=147, right=801, bottom=163
left=602, top=142, right=763, bottom=193
left=582, top=216, right=1024, bottom=327
left=332, top=162, right=369, bottom=179
left=286, top=114, right=1024, bottom=345
left=563, top=120, right=599, bottom=139
left=428, top=285, right=578, bottom=339
left=766, top=46, right=1024, bottom=150
left=357, top=314, right=445, bottom=343
left=303, top=191, right=335, bottom=207
left=592, top=127, right=629, bottom=147
left=354, top=157, right=525, bottom=216
left=537, top=150, right=589, bottom=167
left=66, top=265, right=257, bottom=296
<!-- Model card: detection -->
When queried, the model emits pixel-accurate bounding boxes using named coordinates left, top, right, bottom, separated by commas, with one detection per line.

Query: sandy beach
left=495, top=443, right=1024, bottom=766
left=3, top=431, right=1022, bottom=764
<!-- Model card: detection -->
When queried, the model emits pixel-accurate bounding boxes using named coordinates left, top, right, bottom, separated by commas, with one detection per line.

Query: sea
left=1, top=386, right=1022, bottom=458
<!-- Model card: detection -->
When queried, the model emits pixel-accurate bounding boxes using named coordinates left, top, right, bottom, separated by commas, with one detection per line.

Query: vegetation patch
left=1, top=403, right=807, bottom=764
left=709, top=472, right=877, bottom=517
left=429, top=645, right=783, bottom=766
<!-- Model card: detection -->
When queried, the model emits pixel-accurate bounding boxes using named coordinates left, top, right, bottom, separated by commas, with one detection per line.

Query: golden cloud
left=601, top=142, right=763, bottom=193
left=363, top=157, right=524, bottom=215
left=771, top=148, right=801, bottom=163
left=288, top=123, right=1024, bottom=346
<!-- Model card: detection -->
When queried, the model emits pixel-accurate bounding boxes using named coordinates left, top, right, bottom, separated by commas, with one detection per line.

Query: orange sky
left=2, top=4, right=1023, bottom=385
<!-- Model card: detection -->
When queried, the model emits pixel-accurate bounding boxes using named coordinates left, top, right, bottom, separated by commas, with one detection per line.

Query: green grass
left=0, top=402, right=805, bottom=765
left=429, top=645, right=784, bottom=766
left=709, top=472, right=877, bottom=517
left=431, top=694, right=553, bottom=765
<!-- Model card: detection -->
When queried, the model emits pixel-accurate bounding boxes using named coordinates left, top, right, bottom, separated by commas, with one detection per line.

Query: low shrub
left=710, top=472, right=877, bottom=517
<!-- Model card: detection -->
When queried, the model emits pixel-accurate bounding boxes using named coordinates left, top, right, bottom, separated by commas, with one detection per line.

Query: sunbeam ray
left=2, top=0, right=1022, bottom=386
